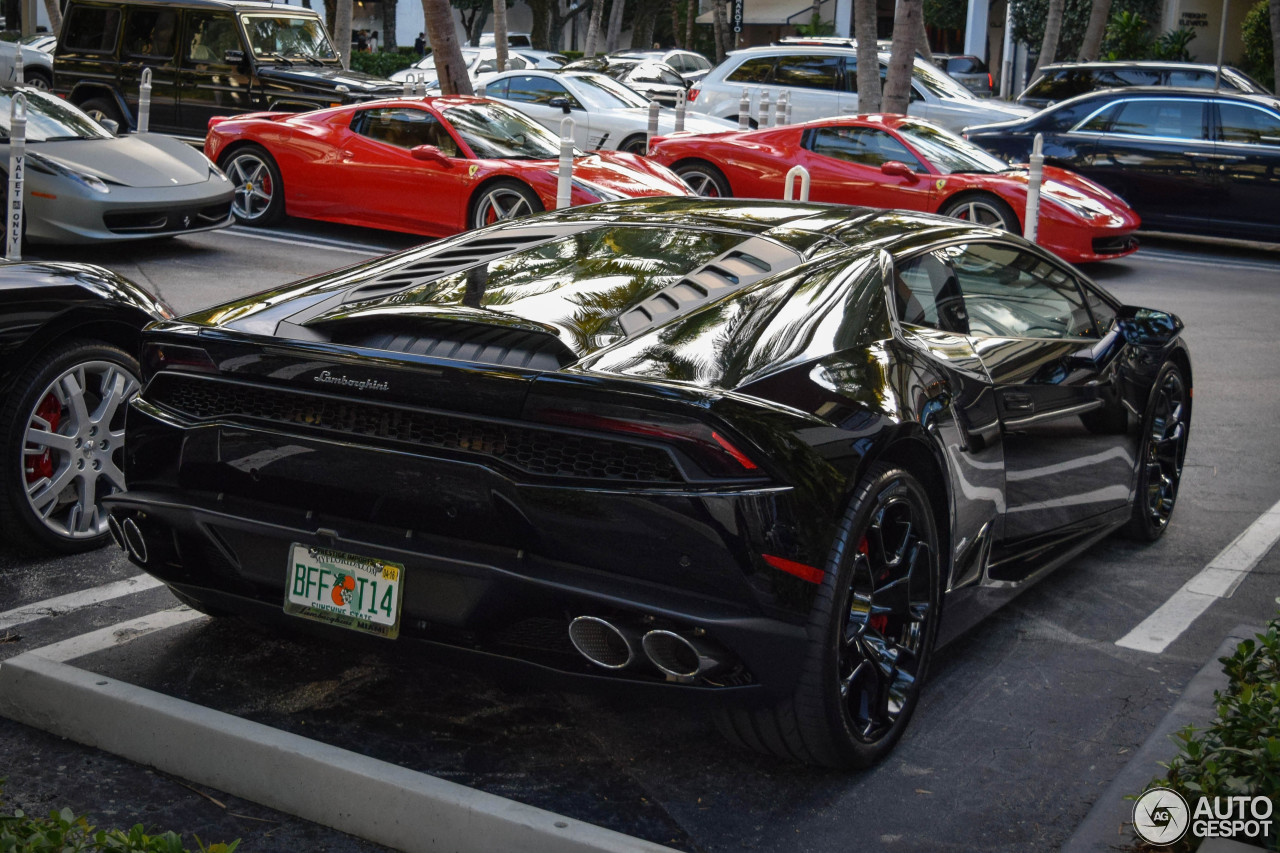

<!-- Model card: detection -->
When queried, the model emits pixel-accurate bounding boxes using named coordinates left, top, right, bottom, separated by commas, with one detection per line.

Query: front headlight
left=26, top=151, right=111, bottom=194
left=570, top=177, right=626, bottom=202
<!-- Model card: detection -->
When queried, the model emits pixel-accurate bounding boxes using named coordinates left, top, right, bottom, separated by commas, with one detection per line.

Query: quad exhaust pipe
left=568, top=616, right=729, bottom=680
left=120, top=517, right=148, bottom=565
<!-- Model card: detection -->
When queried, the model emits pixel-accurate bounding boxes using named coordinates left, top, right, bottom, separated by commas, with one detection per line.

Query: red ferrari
left=205, top=97, right=691, bottom=237
left=648, top=114, right=1140, bottom=263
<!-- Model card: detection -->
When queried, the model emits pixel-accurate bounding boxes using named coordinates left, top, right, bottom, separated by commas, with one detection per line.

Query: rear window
left=62, top=5, right=121, bottom=53
left=945, top=56, right=986, bottom=74
left=773, top=55, right=842, bottom=90
left=727, top=56, right=774, bottom=84
left=1023, top=69, right=1099, bottom=103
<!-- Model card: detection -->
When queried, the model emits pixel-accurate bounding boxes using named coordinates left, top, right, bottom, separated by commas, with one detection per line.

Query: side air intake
left=617, top=235, right=802, bottom=337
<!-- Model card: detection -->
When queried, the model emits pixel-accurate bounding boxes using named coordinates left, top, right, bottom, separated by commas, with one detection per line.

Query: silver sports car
left=1, top=87, right=234, bottom=244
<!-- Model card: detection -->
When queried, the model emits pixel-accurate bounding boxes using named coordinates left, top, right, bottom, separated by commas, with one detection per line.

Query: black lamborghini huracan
left=105, top=198, right=1191, bottom=767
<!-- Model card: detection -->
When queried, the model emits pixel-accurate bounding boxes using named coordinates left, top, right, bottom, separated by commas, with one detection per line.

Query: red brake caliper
left=861, top=536, right=888, bottom=633
left=25, top=393, right=62, bottom=483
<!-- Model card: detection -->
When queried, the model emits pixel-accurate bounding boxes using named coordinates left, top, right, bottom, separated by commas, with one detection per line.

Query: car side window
left=1169, top=70, right=1214, bottom=88
left=892, top=252, right=969, bottom=334
left=1077, top=102, right=1122, bottom=132
left=123, top=8, right=178, bottom=59
left=726, top=56, right=774, bottom=84
left=505, top=75, right=575, bottom=107
left=1217, top=102, right=1280, bottom=146
left=1108, top=99, right=1208, bottom=140
left=808, top=126, right=925, bottom=171
left=939, top=242, right=1098, bottom=339
left=484, top=78, right=509, bottom=98
left=352, top=107, right=459, bottom=155
left=184, top=12, right=241, bottom=66
left=773, top=55, right=841, bottom=90
left=62, top=5, right=121, bottom=53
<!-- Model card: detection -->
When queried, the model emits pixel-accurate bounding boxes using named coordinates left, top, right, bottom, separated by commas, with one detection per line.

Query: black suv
left=1017, top=61, right=1269, bottom=109
left=54, top=0, right=402, bottom=138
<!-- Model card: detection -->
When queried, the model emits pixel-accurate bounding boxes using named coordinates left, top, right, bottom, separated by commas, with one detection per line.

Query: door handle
left=1002, top=391, right=1034, bottom=412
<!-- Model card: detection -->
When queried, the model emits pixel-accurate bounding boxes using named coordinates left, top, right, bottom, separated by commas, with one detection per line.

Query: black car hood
left=255, top=64, right=401, bottom=94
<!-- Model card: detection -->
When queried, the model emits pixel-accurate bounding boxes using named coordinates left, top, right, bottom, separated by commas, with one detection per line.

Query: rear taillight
left=988, top=73, right=994, bottom=90
left=143, top=343, right=218, bottom=379
left=529, top=402, right=759, bottom=479
left=687, top=85, right=700, bottom=102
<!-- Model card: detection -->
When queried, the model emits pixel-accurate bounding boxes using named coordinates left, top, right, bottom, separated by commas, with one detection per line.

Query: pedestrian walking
left=368, top=30, right=379, bottom=52
left=414, top=32, right=426, bottom=56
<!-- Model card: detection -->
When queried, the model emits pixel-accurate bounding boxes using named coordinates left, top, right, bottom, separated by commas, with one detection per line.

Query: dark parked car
left=612, top=48, right=713, bottom=84
left=966, top=87, right=1280, bottom=242
left=105, top=198, right=1191, bottom=768
left=1017, top=61, right=1269, bottom=109
left=53, top=0, right=401, bottom=139
left=933, top=53, right=993, bottom=97
left=0, top=261, right=170, bottom=552
left=562, top=55, right=689, bottom=107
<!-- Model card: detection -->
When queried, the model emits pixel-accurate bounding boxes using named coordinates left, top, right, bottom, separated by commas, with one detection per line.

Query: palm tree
left=492, top=0, right=509, bottom=71
left=336, top=0, right=353, bottom=69
left=1078, top=0, right=1111, bottom=60
left=854, top=0, right=881, bottom=112
left=584, top=0, right=607, bottom=57
left=41, top=0, right=61, bottom=36
left=1035, top=0, right=1066, bottom=72
left=1271, top=0, right=1280, bottom=95
left=882, top=0, right=922, bottom=114
left=606, top=0, right=628, bottom=53
left=423, top=0, right=475, bottom=94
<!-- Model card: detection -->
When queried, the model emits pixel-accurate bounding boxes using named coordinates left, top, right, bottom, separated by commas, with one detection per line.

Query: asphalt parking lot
left=2, top=224, right=1278, bottom=852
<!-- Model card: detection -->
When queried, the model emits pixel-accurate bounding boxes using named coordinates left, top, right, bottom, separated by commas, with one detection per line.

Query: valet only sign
left=1134, top=787, right=1275, bottom=846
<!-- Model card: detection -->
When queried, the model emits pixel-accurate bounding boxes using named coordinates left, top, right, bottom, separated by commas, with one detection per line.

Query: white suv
left=687, top=45, right=1032, bottom=132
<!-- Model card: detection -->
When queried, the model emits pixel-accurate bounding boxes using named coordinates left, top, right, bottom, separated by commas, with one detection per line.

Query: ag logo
left=1133, top=787, right=1189, bottom=845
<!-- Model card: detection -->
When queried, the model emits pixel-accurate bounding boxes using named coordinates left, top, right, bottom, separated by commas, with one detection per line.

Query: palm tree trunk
left=585, top=0, right=606, bottom=57
left=41, top=0, right=60, bottom=36
left=711, top=0, right=727, bottom=63
left=1271, top=0, right=1280, bottom=94
left=422, top=0, right=475, bottom=94
left=882, top=0, right=921, bottom=114
left=685, top=0, right=697, bottom=50
left=916, top=12, right=933, bottom=63
left=854, top=0, right=881, bottom=112
left=1035, top=0, right=1066, bottom=73
left=1078, top=0, right=1111, bottom=60
left=606, top=0, right=627, bottom=53
left=493, top=0, right=509, bottom=71
left=672, top=2, right=683, bottom=47
left=335, top=0, right=353, bottom=69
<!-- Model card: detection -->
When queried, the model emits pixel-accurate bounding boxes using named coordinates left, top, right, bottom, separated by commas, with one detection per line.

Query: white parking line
left=0, top=574, right=165, bottom=631
left=27, top=608, right=206, bottom=663
left=1116, top=498, right=1280, bottom=653
left=221, top=227, right=400, bottom=256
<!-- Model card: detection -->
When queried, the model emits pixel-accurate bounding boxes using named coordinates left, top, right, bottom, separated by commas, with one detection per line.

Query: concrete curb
left=0, top=652, right=677, bottom=853
left=1060, top=625, right=1263, bottom=853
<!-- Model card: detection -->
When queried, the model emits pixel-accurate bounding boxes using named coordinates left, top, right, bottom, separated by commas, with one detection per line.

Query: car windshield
left=445, top=101, right=569, bottom=159
left=565, top=73, right=652, bottom=109
left=242, top=15, right=337, bottom=61
left=897, top=121, right=1006, bottom=173
left=0, top=89, right=112, bottom=142
left=909, top=58, right=978, bottom=100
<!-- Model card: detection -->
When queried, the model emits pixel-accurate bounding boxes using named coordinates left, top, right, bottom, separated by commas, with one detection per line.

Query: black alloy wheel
left=1125, top=361, right=1189, bottom=541
left=619, top=134, right=649, bottom=155
left=717, top=463, right=940, bottom=768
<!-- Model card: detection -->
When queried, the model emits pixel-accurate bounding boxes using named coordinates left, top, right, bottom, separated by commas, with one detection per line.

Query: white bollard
left=137, top=67, right=153, bottom=133
left=556, top=116, right=576, bottom=209
left=674, top=89, right=686, bottom=133
left=1024, top=132, right=1044, bottom=242
left=784, top=95, right=793, bottom=126
left=759, top=89, right=771, bottom=128
left=645, top=99, right=660, bottom=154
left=14, top=49, right=22, bottom=86
left=777, top=92, right=790, bottom=125
left=402, top=78, right=413, bottom=97
left=783, top=164, right=810, bottom=202
left=415, top=75, right=426, bottom=97
left=739, top=89, right=750, bottom=131
left=7, top=93, right=26, bottom=261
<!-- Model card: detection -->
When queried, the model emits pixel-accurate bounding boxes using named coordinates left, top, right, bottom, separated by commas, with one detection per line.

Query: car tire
left=79, top=96, right=126, bottom=130
left=469, top=179, right=544, bottom=229
left=1123, top=361, right=1190, bottom=542
left=716, top=462, right=941, bottom=768
left=221, top=145, right=285, bottom=226
left=939, top=193, right=1020, bottom=232
left=0, top=340, right=140, bottom=553
left=25, top=69, right=52, bottom=91
left=619, top=134, right=649, bottom=155
left=674, top=161, right=732, bottom=197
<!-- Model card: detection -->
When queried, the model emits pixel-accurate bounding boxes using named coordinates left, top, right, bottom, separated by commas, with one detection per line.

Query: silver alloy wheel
left=944, top=198, right=1013, bottom=230
left=679, top=167, right=727, bottom=197
left=21, top=360, right=139, bottom=541
left=473, top=186, right=535, bottom=228
left=26, top=75, right=51, bottom=92
left=226, top=153, right=276, bottom=222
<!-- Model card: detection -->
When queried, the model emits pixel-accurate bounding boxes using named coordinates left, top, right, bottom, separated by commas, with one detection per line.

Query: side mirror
left=100, top=118, right=120, bottom=135
left=411, top=144, right=453, bottom=166
left=881, top=160, right=920, bottom=182
left=548, top=96, right=572, bottom=114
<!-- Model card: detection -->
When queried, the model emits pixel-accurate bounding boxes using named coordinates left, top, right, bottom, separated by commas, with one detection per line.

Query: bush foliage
left=1242, top=0, right=1276, bottom=91
left=1012, top=0, right=1161, bottom=61
left=348, top=50, right=418, bottom=78
left=1137, top=611, right=1280, bottom=851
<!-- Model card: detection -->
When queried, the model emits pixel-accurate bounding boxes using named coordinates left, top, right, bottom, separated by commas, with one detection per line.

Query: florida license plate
left=284, top=543, right=404, bottom=639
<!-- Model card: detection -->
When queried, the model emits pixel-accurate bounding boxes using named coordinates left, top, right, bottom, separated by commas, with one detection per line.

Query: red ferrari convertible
left=205, top=97, right=691, bottom=237
left=648, top=114, right=1140, bottom=263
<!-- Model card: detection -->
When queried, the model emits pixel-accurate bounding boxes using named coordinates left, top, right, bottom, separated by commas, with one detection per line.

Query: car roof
left=1039, top=60, right=1247, bottom=72
left=1054, top=85, right=1280, bottom=107
left=64, top=0, right=316, bottom=10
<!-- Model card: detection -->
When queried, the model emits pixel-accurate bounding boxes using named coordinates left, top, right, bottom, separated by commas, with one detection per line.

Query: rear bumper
left=105, top=400, right=823, bottom=700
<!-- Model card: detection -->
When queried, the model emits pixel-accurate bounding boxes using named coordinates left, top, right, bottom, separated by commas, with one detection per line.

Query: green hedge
left=348, top=50, right=418, bottom=78
left=1242, top=0, right=1275, bottom=91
